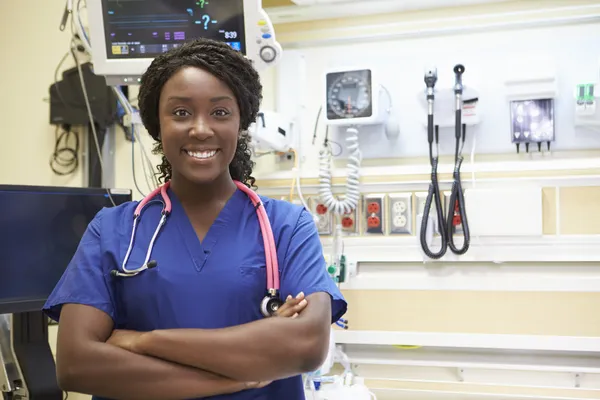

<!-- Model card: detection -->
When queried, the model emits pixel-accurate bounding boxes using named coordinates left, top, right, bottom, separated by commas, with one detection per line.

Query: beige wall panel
left=365, top=379, right=600, bottom=399
left=341, top=290, right=600, bottom=336
left=560, top=186, right=600, bottom=235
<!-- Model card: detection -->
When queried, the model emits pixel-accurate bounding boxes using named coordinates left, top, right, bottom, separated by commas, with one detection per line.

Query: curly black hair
left=137, top=38, right=263, bottom=188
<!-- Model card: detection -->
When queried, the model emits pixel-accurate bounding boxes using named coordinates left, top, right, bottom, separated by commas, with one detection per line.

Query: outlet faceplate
left=415, top=192, right=439, bottom=235
left=308, top=197, right=332, bottom=235
left=363, top=194, right=385, bottom=234
left=388, top=193, right=413, bottom=234
left=444, top=191, right=464, bottom=234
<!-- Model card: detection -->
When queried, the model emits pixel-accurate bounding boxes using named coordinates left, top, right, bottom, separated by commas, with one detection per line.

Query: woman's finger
left=276, top=295, right=294, bottom=315
left=291, top=298, right=308, bottom=314
left=276, top=293, right=306, bottom=317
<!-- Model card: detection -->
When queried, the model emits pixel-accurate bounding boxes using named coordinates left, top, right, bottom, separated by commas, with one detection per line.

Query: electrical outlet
left=308, top=197, right=332, bottom=235
left=336, top=197, right=359, bottom=235
left=388, top=193, right=413, bottom=234
left=444, top=191, right=464, bottom=234
left=363, top=194, right=385, bottom=234
left=415, top=192, right=439, bottom=235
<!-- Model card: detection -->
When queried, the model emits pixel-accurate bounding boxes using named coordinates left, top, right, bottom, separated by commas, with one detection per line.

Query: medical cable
left=50, top=124, right=80, bottom=176
left=290, top=145, right=311, bottom=212
left=71, top=44, right=117, bottom=207
left=131, top=126, right=148, bottom=198
left=59, top=13, right=117, bottom=205
left=420, top=67, right=448, bottom=259
left=446, top=64, right=470, bottom=255
left=112, top=86, right=158, bottom=190
left=64, top=5, right=157, bottom=200
left=318, top=126, right=361, bottom=215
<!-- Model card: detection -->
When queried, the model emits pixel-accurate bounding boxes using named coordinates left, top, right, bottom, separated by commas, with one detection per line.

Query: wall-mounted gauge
left=325, top=69, right=373, bottom=121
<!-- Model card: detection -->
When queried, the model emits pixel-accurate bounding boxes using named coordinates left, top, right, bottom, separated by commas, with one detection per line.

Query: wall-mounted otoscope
left=447, top=64, right=470, bottom=255
left=420, top=66, right=448, bottom=260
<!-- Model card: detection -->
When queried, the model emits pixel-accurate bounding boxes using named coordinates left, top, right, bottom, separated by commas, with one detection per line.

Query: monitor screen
left=0, top=186, right=131, bottom=314
left=102, top=0, right=246, bottom=59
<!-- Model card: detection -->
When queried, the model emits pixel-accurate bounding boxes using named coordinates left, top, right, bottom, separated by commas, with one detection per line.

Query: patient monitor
left=86, top=0, right=282, bottom=85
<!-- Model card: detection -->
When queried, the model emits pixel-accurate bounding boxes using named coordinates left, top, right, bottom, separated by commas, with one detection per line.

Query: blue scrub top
left=43, top=187, right=347, bottom=400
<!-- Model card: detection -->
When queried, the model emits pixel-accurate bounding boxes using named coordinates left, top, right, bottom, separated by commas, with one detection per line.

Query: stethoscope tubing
left=118, top=180, right=280, bottom=292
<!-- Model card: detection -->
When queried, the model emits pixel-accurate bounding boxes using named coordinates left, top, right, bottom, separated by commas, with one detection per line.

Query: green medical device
left=576, top=83, right=595, bottom=105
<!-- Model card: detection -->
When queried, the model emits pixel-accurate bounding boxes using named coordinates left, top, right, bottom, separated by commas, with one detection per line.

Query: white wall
left=255, top=21, right=600, bottom=179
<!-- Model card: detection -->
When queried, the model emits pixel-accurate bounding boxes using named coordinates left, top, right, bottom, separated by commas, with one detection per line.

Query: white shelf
left=334, top=331, right=600, bottom=353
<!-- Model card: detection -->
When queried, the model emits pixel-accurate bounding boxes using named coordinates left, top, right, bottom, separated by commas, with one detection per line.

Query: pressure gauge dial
left=325, top=69, right=373, bottom=121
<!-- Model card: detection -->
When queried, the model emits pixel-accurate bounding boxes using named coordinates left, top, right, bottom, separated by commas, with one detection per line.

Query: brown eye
left=174, top=109, right=190, bottom=117
left=212, top=109, right=230, bottom=117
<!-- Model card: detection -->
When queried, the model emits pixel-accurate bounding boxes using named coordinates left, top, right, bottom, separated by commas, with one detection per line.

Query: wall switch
left=308, top=196, right=332, bottom=235
left=388, top=193, right=413, bottom=234
left=363, top=193, right=385, bottom=234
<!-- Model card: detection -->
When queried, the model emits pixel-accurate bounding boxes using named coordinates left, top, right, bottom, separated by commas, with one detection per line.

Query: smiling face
left=158, top=66, right=240, bottom=186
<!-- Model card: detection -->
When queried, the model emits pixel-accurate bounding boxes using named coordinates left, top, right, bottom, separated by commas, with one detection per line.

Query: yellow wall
left=0, top=3, right=82, bottom=188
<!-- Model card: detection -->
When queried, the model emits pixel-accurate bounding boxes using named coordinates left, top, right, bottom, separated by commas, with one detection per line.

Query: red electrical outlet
left=341, top=207, right=358, bottom=234
left=444, top=191, right=463, bottom=234
left=342, top=216, right=353, bottom=228
left=308, top=197, right=332, bottom=235
left=363, top=194, right=385, bottom=234
left=316, top=203, right=328, bottom=215
left=452, top=200, right=462, bottom=227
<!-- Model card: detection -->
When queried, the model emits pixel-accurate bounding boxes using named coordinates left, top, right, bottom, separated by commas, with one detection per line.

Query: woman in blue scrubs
left=43, top=38, right=347, bottom=400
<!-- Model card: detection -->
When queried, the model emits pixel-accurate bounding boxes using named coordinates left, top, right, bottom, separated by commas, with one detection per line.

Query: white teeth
left=186, top=150, right=217, bottom=159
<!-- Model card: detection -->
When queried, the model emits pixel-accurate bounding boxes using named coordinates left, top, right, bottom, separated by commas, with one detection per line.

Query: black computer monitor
left=0, top=185, right=131, bottom=314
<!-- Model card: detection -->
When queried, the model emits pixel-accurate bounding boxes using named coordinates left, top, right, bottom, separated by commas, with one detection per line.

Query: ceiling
left=263, top=0, right=514, bottom=8
left=262, top=0, right=516, bottom=24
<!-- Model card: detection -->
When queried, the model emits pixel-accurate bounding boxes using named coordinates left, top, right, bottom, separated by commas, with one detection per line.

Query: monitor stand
left=0, top=313, right=61, bottom=399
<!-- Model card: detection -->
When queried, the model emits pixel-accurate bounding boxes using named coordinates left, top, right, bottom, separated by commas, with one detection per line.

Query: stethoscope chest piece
left=261, top=295, right=284, bottom=318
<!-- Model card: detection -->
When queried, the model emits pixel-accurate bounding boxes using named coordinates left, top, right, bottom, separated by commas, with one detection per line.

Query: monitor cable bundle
left=50, top=124, right=80, bottom=176
left=446, top=64, right=470, bottom=255
left=420, top=67, right=448, bottom=259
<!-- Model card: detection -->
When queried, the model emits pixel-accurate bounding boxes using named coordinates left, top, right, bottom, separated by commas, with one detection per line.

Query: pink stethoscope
left=110, top=180, right=284, bottom=317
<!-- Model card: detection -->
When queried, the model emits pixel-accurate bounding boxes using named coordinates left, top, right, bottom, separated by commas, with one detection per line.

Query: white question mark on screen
left=202, top=15, right=210, bottom=30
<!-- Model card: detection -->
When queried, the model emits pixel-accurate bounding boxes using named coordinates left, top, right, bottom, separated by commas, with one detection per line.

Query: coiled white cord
left=318, top=126, right=362, bottom=215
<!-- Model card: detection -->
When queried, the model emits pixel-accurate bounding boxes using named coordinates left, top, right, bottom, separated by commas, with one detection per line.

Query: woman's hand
left=275, top=292, right=307, bottom=319
left=106, top=329, right=147, bottom=353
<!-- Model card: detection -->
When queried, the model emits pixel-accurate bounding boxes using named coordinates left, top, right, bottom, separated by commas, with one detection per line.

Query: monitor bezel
left=0, top=184, right=132, bottom=314
left=87, top=0, right=263, bottom=83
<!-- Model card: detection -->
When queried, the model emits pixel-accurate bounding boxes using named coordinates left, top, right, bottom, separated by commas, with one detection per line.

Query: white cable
left=470, top=129, right=477, bottom=188
left=112, top=86, right=159, bottom=189
left=318, top=126, right=361, bottom=215
left=294, top=140, right=310, bottom=212
left=73, top=0, right=93, bottom=55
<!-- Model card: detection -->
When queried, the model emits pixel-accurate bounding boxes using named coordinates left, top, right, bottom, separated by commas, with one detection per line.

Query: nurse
left=43, top=38, right=347, bottom=399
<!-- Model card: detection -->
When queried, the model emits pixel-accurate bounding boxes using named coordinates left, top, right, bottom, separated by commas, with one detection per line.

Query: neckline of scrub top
left=168, top=186, right=247, bottom=273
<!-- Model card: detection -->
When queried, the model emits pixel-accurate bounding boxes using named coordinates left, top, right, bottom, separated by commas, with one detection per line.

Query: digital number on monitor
left=101, top=0, right=246, bottom=59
